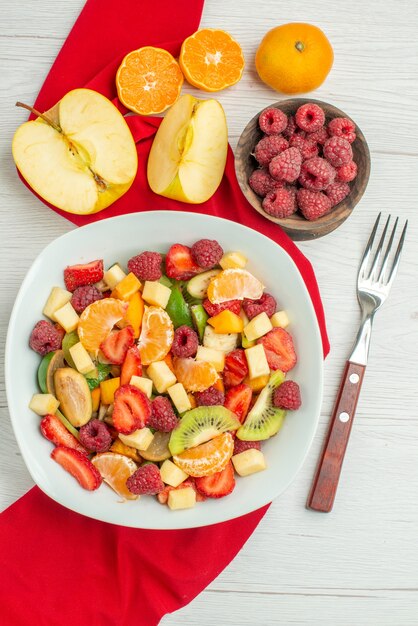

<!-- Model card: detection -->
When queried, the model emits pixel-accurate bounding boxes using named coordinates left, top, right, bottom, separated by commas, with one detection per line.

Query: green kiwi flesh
left=236, top=370, right=286, bottom=441
left=169, top=406, right=240, bottom=455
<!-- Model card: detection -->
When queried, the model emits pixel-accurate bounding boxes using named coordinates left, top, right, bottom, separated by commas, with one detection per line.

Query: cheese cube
left=167, top=383, right=191, bottom=414
left=220, top=251, right=247, bottom=270
left=270, top=310, right=290, bottom=328
left=243, top=312, right=273, bottom=342
left=167, top=486, right=196, bottom=510
left=130, top=375, right=153, bottom=398
left=160, top=460, right=189, bottom=487
left=103, top=263, right=126, bottom=289
left=119, top=428, right=154, bottom=451
left=53, top=302, right=79, bottom=333
left=245, top=344, right=270, bottom=379
left=29, top=393, right=60, bottom=416
left=142, top=281, right=171, bottom=309
left=147, top=361, right=177, bottom=393
left=232, top=449, right=266, bottom=476
left=196, top=346, right=225, bottom=372
left=69, top=342, right=95, bottom=374
left=43, top=287, right=72, bottom=320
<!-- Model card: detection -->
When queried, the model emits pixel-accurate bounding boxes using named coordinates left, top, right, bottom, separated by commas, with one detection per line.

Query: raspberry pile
left=249, top=103, right=358, bottom=221
left=171, top=325, right=199, bottom=358
left=195, top=386, right=225, bottom=407
left=29, top=320, right=63, bottom=355
left=149, top=396, right=178, bottom=432
left=71, top=284, right=103, bottom=314
left=127, top=251, right=162, bottom=281
left=79, top=419, right=112, bottom=452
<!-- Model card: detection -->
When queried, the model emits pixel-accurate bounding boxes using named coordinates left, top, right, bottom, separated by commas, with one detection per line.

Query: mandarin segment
left=91, top=452, right=139, bottom=500
left=172, top=432, right=234, bottom=477
left=173, top=356, right=219, bottom=392
left=77, top=298, right=127, bottom=352
left=137, top=306, right=174, bottom=366
left=207, top=269, right=264, bottom=304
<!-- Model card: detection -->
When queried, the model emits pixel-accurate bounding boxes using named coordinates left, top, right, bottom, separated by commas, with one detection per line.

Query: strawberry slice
left=165, top=244, right=202, bottom=280
left=257, top=327, right=297, bottom=372
left=194, top=462, right=235, bottom=498
left=202, top=298, right=241, bottom=317
left=120, top=345, right=142, bottom=386
left=100, top=326, right=135, bottom=365
left=112, top=384, right=151, bottom=434
left=51, top=445, right=102, bottom=490
left=63, top=259, right=104, bottom=292
left=223, top=349, right=249, bottom=388
left=224, top=383, right=253, bottom=423
left=40, top=414, right=88, bottom=455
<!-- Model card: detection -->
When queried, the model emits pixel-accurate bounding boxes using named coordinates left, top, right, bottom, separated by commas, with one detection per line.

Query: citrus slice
left=116, top=47, right=184, bottom=115
left=179, top=29, right=245, bottom=92
left=207, top=269, right=264, bottom=304
left=91, top=452, right=138, bottom=500
left=173, top=357, right=218, bottom=392
left=78, top=298, right=127, bottom=352
left=172, top=432, right=234, bottom=477
left=137, top=306, right=174, bottom=366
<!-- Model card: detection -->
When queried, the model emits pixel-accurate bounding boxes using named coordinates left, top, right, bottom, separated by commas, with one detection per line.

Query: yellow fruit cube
left=91, top=387, right=101, bottom=412
left=99, top=377, right=120, bottom=405
left=103, top=263, right=126, bottom=289
left=167, top=383, right=191, bottom=414
left=244, top=373, right=270, bottom=392
left=243, top=312, right=273, bottom=342
left=130, top=375, right=153, bottom=398
left=113, top=272, right=142, bottom=301
left=167, top=486, right=196, bottom=510
left=196, top=346, right=225, bottom=372
left=110, top=438, right=142, bottom=463
left=119, top=428, right=154, bottom=451
left=232, top=449, right=266, bottom=476
left=160, top=459, right=189, bottom=487
left=203, top=325, right=238, bottom=352
left=43, top=286, right=72, bottom=320
left=29, top=393, right=60, bottom=416
left=141, top=281, right=171, bottom=308
left=147, top=361, right=177, bottom=393
left=69, top=342, right=95, bottom=374
left=53, top=302, right=79, bottom=333
left=270, top=310, right=290, bottom=328
left=220, top=251, right=247, bottom=270
left=245, top=344, right=270, bottom=379
left=207, top=310, right=244, bottom=334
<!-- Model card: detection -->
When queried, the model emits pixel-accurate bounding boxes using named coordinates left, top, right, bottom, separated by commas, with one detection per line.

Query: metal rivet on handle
left=349, top=373, right=360, bottom=384
left=339, top=412, right=350, bottom=423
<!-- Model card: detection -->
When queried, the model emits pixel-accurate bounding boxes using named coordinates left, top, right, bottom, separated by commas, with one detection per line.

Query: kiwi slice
left=169, top=406, right=240, bottom=455
left=140, top=431, right=171, bottom=462
left=236, top=370, right=286, bottom=441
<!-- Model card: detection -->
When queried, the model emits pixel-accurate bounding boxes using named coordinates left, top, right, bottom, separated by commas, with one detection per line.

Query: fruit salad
left=28, top=238, right=301, bottom=510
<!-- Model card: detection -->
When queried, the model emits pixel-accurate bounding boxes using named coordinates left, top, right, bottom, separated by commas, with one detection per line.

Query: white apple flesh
left=12, top=89, right=138, bottom=215
left=147, top=94, right=228, bottom=204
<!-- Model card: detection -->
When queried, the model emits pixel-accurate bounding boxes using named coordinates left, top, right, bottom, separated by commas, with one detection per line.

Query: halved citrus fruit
left=179, top=29, right=245, bottom=92
left=116, top=46, right=184, bottom=115
left=173, top=357, right=218, bottom=392
left=207, top=269, right=264, bottom=304
left=91, top=452, right=138, bottom=500
left=172, top=432, right=234, bottom=477
left=137, top=306, right=174, bottom=366
left=78, top=298, right=127, bottom=352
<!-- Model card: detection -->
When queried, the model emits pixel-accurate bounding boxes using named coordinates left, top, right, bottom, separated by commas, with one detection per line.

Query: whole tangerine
left=255, top=23, right=334, bottom=94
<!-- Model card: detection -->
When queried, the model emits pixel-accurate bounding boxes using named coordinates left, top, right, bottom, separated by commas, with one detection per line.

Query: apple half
left=12, top=89, right=138, bottom=215
left=147, top=94, right=228, bottom=204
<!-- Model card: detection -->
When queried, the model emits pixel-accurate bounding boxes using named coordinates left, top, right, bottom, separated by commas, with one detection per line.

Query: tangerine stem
left=295, top=41, right=305, bottom=53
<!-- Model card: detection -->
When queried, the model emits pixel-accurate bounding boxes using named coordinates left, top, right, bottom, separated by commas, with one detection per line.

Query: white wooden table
left=1, top=1, right=417, bottom=624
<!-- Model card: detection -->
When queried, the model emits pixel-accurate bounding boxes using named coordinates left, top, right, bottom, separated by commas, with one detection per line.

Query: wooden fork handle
left=307, top=361, right=366, bottom=512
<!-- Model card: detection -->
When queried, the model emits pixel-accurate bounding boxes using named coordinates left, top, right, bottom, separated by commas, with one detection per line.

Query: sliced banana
left=203, top=325, right=239, bottom=352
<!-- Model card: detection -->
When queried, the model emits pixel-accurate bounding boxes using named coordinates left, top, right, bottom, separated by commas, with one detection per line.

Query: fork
left=307, top=213, right=408, bottom=512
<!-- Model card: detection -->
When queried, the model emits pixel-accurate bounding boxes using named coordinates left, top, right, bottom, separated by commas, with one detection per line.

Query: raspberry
left=325, top=181, right=351, bottom=207
left=323, top=136, right=353, bottom=167
left=328, top=117, right=356, bottom=143
left=126, top=464, right=164, bottom=495
left=298, top=157, right=336, bottom=191
left=254, top=135, right=289, bottom=167
left=258, top=108, right=287, bottom=135
left=127, top=251, right=162, bottom=281
left=149, top=396, right=178, bottom=432
left=273, top=381, right=301, bottom=410
left=282, top=115, right=297, bottom=139
left=297, top=189, right=332, bottom=221
left=171, top=325, right=199, bottom=358
left=243, top=292, right=277, bottom=320
left=29, top=320, right=63, bottom=355
left=233, top=439, right=261, bottom=455
left=289, top=134, right=319, bottom=161
left=269, top=147, right=302, bottom=183
left=191, top=239, right=223, bottom=269
left=337, top=161, right=357, bottom=182
left=71, top=285, right=103, bottom=314
left=262, top=188, right=296, bottom=218
left=78, top=419, right=112, bottom=452
left=248, top=169, right=284, bottom=197
left=202, top=299, right=241, bottom=318
left=295, top=103, right=325, bottom=133
left=195, top=386, right=225, bottom=406
left=308, top=126, right=329, bottom=145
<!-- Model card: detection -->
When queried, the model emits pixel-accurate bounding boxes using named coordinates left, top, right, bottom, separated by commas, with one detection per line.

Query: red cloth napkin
left=2, top=1, right=330, bottom=625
